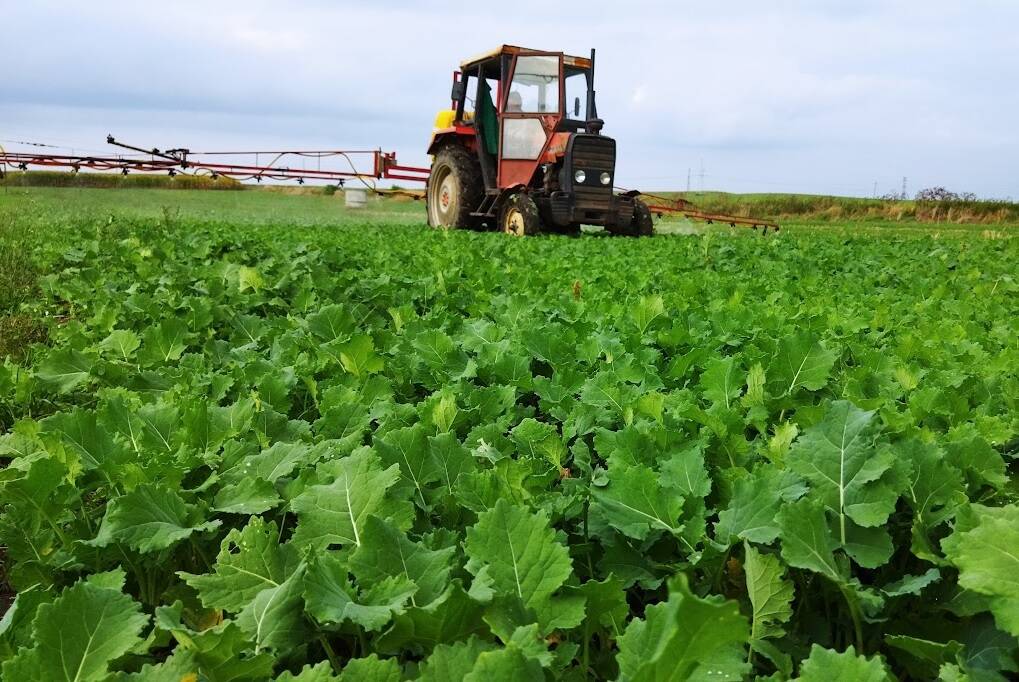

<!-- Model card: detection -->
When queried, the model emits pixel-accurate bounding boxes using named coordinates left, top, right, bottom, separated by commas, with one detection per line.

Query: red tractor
left=426, top=45, right=653, bottom=237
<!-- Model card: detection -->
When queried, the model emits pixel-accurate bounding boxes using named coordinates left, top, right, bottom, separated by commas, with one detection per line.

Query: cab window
left=564, top=70, right=589, bottom=121
left=507, top=55, right=560, bottom=114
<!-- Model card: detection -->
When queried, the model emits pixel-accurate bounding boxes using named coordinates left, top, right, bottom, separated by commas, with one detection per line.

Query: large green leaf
left=303, top=552, right=416, bottom=631
left=699, top=356, right=744, bottom=408
left=464, top=499, right=572, bottom=614
left=744, top=542, right=794, bottom=646
left=180, top=517, right=300, bottom=612
left=615, top=573, right=750, bottom=681
left=776, top=497, right=843, bottom=583
left=89, top=482, right=221, bottom=553
left=591, top=463, right=685, bottom=541
left=2, top=577, right=148, bottom=681
left=787, top=400, right=902, bottom=565
left=769, top=333, right=838, bottom=396
left=942, top=503, right=1019, bottom=636
left=349, top=515, right=455, bottom=606
left=236, top=563, right=308, bottom=654
left=35, top=347, right=93, bottom=393
left=291, top=449, right=406, bottom=549
left=794, top=644, right=892, bottom=680
left=714, top=465, right=806, bottom=546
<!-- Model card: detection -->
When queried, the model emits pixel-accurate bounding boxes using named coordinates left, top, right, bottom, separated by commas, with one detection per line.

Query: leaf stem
left=838, top=584, right=864, bottom=653
left=319, top=633, right=342, bottom=674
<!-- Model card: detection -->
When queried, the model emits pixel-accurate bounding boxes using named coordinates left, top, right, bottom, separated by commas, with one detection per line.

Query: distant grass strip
left=663, top=191, right=1019, bottom=224
left=0, top=170, right=243, bottom=190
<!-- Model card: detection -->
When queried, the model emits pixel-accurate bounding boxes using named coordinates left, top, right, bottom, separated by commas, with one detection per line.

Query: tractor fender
left=427, top=128, right=475, bottom=156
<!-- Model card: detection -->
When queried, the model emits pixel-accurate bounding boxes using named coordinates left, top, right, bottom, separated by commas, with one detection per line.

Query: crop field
left=1, top=187, right=1017, bottom=680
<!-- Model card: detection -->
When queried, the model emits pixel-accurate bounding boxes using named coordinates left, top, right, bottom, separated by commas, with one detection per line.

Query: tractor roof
left=460, top=45, right=592, bottom=71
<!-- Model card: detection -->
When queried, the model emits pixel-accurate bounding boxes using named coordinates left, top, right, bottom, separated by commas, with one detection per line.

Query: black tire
left=632, top=198, right=655, bottom=236
left=499, top=192, right=541, bottom=236
left=427, top=144, right=484, bottom=229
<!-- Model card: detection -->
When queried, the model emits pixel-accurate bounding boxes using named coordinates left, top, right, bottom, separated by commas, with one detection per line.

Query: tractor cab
left=426, top=45, right=652, bottom=236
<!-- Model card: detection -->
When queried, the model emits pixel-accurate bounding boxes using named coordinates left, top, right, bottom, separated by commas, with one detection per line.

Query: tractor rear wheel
left=427, top=144, right=483, bottom=229
left=632, top=198, right=655, bottom=236
left=499, top=193, right=541, bottom=236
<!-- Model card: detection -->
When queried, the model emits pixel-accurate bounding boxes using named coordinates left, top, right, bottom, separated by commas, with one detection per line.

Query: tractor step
left=471, top=194, right=499, bottom=218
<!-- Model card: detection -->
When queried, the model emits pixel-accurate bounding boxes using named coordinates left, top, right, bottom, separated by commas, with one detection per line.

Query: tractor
left=426, top=45, right=653, bottom=237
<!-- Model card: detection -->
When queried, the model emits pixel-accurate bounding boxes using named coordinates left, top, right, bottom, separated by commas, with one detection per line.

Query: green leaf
left=98, top=329, right=140, bottom=360
left=89, top=482, right=221, bottom=553
left=276, top=662, right=339, bottom=681
left=35, top=347, right=93, bottom=393
left=714, top=465, right=806, bottom=546
left=338, top=655, right=401, bottom=682
left=2, top=577, right=148, bottom=682
left=153, top=617, right=275, bottom=681
left=942, top=503, right=1019, bottom=636
left=616, top=572, right=750, bottom=681
left=236, top=563, right=308, bottom=654
left=349, top=515, right=455, bottom=606
left=304, top=552, right=416, bottom=631
left=787, top=400, right=902, bottom=563
left=510, top=418, right=566, bottom=468
left=776, top=497, right=843, bottom=583
left=42, top=408, right=127, bottom=473
left=700, top=356, right=744, bottom=408
left=464, top=647, right=544, bottom=682
left=180, top=517, right=300, bottom=612
left=238, top=264, right=264, bottom=292
left=138, top=318, right=189, bottom=365
left=375, top=424, right=440, bottom=509
left=794, top=644, right=892, bottom=681
left=464, top=499, right=572, bottom=613
left=898, top=439, right=966, bottom=562
left=212, top=477, right=282, bottom=514
left=338, top=334, right=384, bottom=378
left=579, top=575, right=629, bottom=635
left=591, top=463, right=685, bottom=541
left=769, top=333, right=839, bottom=395
left=744, top=542, right=794, bottom=645
left=632, top=294, right=666, bottom=335
left=291, top=449, right=405, bottom=549
left=419, top=637, right=496, bottom=681
left=307, top=303, right=355, bottom=342
left=880, top=568, right=941, bottom=597
left=374, top=581, right=487, bottom=654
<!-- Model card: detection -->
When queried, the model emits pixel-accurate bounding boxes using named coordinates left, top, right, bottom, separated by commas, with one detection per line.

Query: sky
left=3, top=0, right=1018, bottom=198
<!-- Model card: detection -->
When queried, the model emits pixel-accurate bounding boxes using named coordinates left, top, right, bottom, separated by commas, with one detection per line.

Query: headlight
left=574, top=170, right=586, bottom=184
left=600, top=172, right=611, bottom=186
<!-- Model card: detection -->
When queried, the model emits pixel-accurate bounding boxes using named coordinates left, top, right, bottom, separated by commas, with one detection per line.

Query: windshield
left=507, top=55, right=560, bottom=114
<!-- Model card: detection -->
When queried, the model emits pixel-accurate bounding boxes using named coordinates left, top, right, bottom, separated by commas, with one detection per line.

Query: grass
left=0, top=170, right=242, bottom=190
left=660, top=190, right=1019, bottom=224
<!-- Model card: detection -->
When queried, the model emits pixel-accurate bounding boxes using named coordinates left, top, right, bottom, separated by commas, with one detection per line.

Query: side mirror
left=450, top=81, right=466, bottom=103
left=574, top=97, right=581, bottom=118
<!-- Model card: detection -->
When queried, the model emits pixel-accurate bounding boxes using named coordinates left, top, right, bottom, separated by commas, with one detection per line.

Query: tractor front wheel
left=427, top=144, right=483, bottom=229
left=631, top=198, right=655, bottom=237
left=499, top=193, right=541, bottom=236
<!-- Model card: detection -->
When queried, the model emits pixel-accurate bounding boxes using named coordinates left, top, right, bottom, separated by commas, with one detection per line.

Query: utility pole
left=686, top=168, right=691, bottom=192
left=873, top=181, right=877, bottom=199
left=698, top=159, right=705, bottom=192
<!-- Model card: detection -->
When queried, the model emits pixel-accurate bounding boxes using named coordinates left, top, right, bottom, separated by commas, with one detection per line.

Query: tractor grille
left=567, top=135, right=615, bottom=212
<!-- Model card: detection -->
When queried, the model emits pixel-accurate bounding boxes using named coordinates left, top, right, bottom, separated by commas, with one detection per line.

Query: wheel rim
left=428, top=165, right=456, bottom=227
left=504, top=207, right=526, bottom=236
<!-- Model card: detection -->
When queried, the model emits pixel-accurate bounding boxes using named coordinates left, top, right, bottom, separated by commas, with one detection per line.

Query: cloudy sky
left=3, top=1, right=1018, bottom=197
